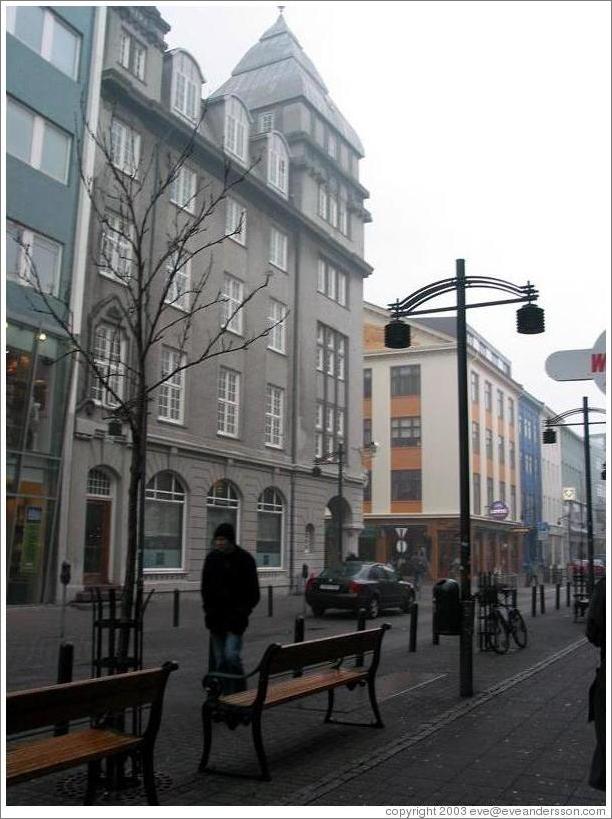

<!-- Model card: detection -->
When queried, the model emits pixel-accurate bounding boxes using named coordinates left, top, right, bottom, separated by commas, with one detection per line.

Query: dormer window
left=172, top=52, right=201, bottom=122
left=120, top=29, right=146, bottom=81
left=258, top=111, right=274, bottom=134
left=267, top=133, right=288, bottom=197
left=224, top=97, right=249, bottom=164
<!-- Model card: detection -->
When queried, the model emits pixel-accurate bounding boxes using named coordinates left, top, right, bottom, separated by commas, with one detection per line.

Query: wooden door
left=83, top=499, right=111, bottom=585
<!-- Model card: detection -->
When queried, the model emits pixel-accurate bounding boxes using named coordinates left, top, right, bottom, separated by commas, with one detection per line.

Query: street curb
left=276, top=637, right=587, bottom=806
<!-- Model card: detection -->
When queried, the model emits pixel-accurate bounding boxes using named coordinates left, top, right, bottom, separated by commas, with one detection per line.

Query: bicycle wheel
left=509, top=608, right=528, bottom=648
left=486, top=610, right=509, bottom=654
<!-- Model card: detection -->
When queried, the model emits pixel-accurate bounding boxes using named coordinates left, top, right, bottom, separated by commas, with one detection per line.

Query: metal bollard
left=267, top=585, right=273, bottom=617
left=173, top=588, right=180, bottom=627
left=409, top=602, right=418, bottom=652
left=54, top=642, right=74, bottom=736
left=531, top=584, right=537, bottom=617
left=355, top=607, right=366, bottom=667
left=511, top=589, right=517, bottom=608
left=566, top=582, right=571, bottom=607
left=293, top=616, right=305, bottom=678
left=432, top=602, right=439, bottom=645
left=540, top=584, right=545, bottom=614
left=555, top=583, right=560, bottom=610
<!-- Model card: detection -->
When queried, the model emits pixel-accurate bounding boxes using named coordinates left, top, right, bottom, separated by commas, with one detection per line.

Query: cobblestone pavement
left=4, top=583, right=608, bottom=812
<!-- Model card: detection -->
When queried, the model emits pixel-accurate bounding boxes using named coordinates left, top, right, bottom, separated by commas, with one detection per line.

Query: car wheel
left=311, top=605, right=325, bottom=617
left=400, top=590, right=414, bottom=613
left=366, top=595, right=380, bottom=619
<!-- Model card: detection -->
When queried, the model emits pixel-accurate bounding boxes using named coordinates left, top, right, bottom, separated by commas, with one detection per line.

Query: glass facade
left=6, top=323, right=71, bottom=603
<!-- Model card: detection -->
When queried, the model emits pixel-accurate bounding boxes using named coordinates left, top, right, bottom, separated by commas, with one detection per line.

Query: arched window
left=267, top=133, right=288, bottom=197
left=87, top=468, right=111, bottom=496
left=305, top=523, right=315, bottom=555
left=224, top=97, right=249, bottom=164
left=144, top=471, right=185, bottom=570
left=256, top=487, right=284, bottom=568
left=206, top=479, right=240, bottom=546
left=172, top=51, right=201, bottom=122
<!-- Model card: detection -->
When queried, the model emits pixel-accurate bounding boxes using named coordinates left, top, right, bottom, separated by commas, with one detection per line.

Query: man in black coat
left=201, top=523, right=260, bottom=692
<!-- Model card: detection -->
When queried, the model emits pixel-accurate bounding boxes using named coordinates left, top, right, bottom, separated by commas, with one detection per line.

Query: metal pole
left=539, top=583, right=545, bottom=614
left=456, top=259, right=473, bottom=697
left=555, top=582, right=560, bottom=610
left=267, top=585, right=273, bottom=617
left=531, top=584, right=537, bottom=617
left=356, top=607, right=366, bottom=667
left=409, top=602, right=418, bottom=652
left=337, top=441, right=344, bottom=563
left=173, top=588, right=180, bottom=627
left=583, top=397, right=595, bottom=596
left=293, top=615, right=305, bottom=677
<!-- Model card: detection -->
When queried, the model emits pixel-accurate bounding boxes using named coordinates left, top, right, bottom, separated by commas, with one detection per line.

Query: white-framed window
left=337, top=407, right=345, bottom=440
left=165, top=256, right=191, bottom=311
left=315, top=403, right=324, bottom=458
left=256, top=487, right=284, bottom=568
left=337, top=271, right=347, bottom=306
left=327, top=133, right=337, bottom=160
left=170, top=166, right=197, bottom=213
left=7, top=6, right=80, bottom=79
left=224, top=96, right=249, bottom=163
left=265, top=384, right=284, bottom=448
left=206, top=480, right=240, bottom=546
left=87, top=468, right=111, bottom=496
left=267, top=133, right=288, bottom=196
left=7, top=220, right=62, bottom=296
left=318, top=184, right=328, bottom=219
left=258, top=111, right=274, bottom=133
left=316, top=325, right=325, bottom=372
left=337, top=337, right=346, bottom=381
left=328, top=194, right=338, bottom=228
left=326, top=332, right=335, bottom=376
left=119, top=29, right=146, bottom=81
left=218, top=367, right=240, bottom=437
left=317, top=259, right=326, bottom=294
left=99, top=212, right=133, bottom=282
left=326, top=264, right=337, bottom=301
left=268, top=298, right=287, bottom=354
left=269, top=226, right=287, bottom=271
left=159, top=347, right=185, bottom=423
left=144, top=472, right=186, bottom=570
left=339, top=200, right=348, bottom=235
left=91, top=323, right=125, bottom=408
left=172, top=52, right=200, bottom=122
left=222, top=273, right=244, bottom=335
left=110, top=118, right=140, bottom=176
left=7, top=98, right=71, bottom=183
left=225, top=198, right=246, bottom=245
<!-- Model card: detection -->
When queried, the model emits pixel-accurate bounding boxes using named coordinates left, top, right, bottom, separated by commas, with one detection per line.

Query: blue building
left=518, top=391, right=544, bottom=573
left=6, top=6, right=105, bottom=603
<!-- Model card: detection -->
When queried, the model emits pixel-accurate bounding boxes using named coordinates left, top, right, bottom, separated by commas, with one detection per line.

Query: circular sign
left=489, top=501, right=509, bottom=520
left=396, top=540, right=408, bottom=554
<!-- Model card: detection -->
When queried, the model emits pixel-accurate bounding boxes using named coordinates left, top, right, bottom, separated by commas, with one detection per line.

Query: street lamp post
left=313, top=442, right=345, bottom=565
left=384, top=258, right=545, bottom=697
left=543, top=398, right=606, bottom=596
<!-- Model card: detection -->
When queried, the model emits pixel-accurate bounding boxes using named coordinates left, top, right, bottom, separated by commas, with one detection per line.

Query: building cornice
left=101, top=69, right=373, bottom=277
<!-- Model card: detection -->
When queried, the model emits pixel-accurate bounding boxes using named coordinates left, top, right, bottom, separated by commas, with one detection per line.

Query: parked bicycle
left=485, top=587, right=528, bottom=654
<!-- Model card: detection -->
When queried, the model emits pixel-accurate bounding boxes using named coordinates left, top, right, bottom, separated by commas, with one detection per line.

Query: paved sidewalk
left=5, top=586, right=608, bottom=812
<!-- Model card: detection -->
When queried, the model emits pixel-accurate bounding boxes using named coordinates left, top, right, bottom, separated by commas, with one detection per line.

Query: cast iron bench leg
left=251, top=713, right=270, bottom=781
left=142, top=747, right=159, bottom=805
left=324, top=688, right=335, bottom=723
left=199, top=704, right=213, bottom=772
left=368, top=678, right=384, bottom=728
left=84, top=760, right=100, bottom=805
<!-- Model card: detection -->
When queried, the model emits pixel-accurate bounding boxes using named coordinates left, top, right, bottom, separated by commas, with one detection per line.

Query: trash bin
left=433, top=578, right=461, bottom=635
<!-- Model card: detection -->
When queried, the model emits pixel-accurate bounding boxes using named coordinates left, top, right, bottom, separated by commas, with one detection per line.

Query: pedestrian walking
left=201, top=523, right=260, bottom=693
left=411, top=549, right=427, bottom=594
left=585, top=577, right=605, bottom=791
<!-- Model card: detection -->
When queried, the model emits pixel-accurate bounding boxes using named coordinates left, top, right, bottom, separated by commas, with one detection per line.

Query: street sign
left=545, top=331, right=606, bottom=394
left=489, top=500, right=509, bottom=520
left=396, top=540, right=408, bottom=554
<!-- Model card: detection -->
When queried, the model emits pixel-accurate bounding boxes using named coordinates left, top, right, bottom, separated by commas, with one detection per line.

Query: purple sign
left=489, top=500, right=509, bottom=520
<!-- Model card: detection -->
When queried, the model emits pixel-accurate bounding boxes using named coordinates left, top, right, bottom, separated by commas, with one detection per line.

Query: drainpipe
left=289, top=228, right=301, bottom=591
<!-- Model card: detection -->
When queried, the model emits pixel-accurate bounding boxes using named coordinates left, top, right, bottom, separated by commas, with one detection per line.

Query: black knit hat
left=213, top=522, right=235, bottom=543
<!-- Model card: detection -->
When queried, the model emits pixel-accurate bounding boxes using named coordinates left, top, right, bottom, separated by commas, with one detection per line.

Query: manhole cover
left=56, top=770, right=173, bottom=804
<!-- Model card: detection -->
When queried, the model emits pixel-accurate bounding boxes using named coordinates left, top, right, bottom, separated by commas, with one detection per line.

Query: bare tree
left=18, top=107, right=284, bottom=626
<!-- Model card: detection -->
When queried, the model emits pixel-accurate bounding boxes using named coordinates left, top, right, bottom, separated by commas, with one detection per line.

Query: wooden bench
left=199, top=625, right=390, bottom=780
left=6, top=661, right=178, bottom=805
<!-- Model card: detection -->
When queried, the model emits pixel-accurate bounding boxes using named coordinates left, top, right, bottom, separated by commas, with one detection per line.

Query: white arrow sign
left=545, top=331, right=606, bottom=394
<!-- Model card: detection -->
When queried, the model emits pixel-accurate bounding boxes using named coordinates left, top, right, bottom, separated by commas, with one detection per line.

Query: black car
left=305, top=561, right=415, bottom=618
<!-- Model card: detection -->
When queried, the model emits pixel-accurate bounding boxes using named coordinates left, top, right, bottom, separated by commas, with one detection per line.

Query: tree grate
left=56, top=770, right=173, bottom=804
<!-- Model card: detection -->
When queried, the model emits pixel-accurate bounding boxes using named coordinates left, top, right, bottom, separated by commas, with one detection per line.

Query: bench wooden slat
left=266, top=628, right=383, bottom=676
left=6, top=668, right=168, bottom=734
left=7, top=729, right=140, bottom=785
left=218, top=668, right=367, bottom=709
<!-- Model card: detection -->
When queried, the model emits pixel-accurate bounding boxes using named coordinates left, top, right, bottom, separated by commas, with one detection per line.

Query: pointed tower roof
left=210, top=12, right=364, bottom=155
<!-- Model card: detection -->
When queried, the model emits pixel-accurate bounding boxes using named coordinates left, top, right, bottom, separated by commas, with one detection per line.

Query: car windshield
left=319, top=563, right=369, bottom=579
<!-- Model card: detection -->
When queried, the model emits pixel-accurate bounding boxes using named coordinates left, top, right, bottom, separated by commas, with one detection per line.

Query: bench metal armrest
left=202, top=667, right=259, bottom=700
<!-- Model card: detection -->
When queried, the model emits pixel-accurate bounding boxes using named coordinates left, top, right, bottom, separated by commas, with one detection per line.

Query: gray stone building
left=59, top=8, right=372, bottom=599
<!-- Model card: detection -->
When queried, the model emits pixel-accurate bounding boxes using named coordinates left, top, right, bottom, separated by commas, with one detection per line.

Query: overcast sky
left=160, top=0, right=610, bottom=417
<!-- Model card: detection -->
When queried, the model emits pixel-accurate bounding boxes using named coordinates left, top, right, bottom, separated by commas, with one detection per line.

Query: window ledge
left=99, top=270, right=130, bottom=286
left=267, top=346, right=287, bottom=356
left=217, top=431, right=240, bottom=440
left=157, top=417, right=186, bottom=427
